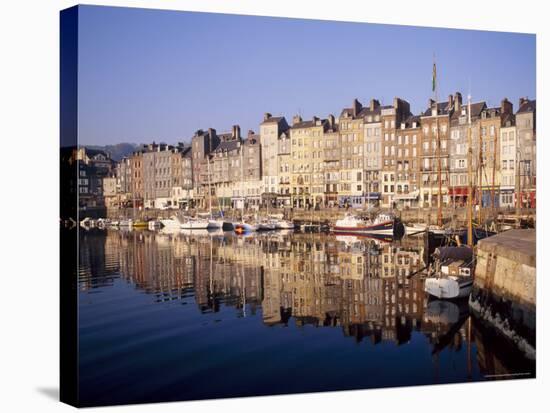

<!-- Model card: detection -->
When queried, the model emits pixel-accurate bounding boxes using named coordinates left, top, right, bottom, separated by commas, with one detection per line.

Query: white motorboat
left=148, top=220, right=162, bottom=230
left=333, top=213, right=404, bottom=237
left=424, top=246, right=475, bottom=299
left=80, top=217, right=93, bottom=228
left=180, top=217, right=210, bottom=230
left=258, top=219, right=277, bottom=231
left=160, top=216, right=181, bottom=229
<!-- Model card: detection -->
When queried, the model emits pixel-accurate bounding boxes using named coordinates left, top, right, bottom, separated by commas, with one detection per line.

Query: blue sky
left=77, top=5, right=536, bottom=146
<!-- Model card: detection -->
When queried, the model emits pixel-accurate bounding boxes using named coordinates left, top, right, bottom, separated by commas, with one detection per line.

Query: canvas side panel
left=60, top=5, right=79, bottom=407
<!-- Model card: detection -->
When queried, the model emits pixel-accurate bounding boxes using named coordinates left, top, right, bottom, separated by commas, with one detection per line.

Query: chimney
left=352, top=98, right=362, bottom=117
left=328, top=114, right=335, bottom=129
left=393, top=97, right=400, bottom=109
left=501, top=98, right=513, bottom=115
left=454, top=92, right=463, bottom=112
left=232, top=125, right=241, bottom=140
left=292, top=115, right=302, bottom=125
left=263, top=112, right=272, bottom=121
left=519, top=97, right=527, bottom=108
left=369, top=99, right=380, bottom=111
left=448, top=94, right=453, bottom=110
left=248, top=129, right=255, bottom=138
left=429, top=99, right=436, bottom=116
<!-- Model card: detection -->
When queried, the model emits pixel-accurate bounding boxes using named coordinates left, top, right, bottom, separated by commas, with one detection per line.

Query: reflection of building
left=94, top=230, right=430, bottom=347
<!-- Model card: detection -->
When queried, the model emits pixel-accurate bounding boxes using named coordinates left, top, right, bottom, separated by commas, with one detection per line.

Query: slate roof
left=213, top=139, right=240, bottom=153
left=401, top=115, right=421, bottom=128
left=517, top=99, right=536, bottom=114
left=450, top=101, right=487, bottom=121
left=290, top=118, right=327, bottom=129
left=501, top=112, right=516, bottom=127
left=422, top=102, right=453, bottom=117
left=260, top=116, right=285, bottom=125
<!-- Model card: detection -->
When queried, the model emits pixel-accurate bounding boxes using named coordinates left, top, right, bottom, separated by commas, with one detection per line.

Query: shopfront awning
left=394, top=191, right=419, bottom=201
left=449, top=187, right=468, bottom=196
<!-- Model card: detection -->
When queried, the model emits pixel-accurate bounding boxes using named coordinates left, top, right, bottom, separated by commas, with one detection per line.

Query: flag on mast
left=432, top=62, right=437, bottom=92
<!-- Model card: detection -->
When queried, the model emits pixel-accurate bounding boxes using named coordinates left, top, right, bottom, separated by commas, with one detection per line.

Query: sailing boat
left=258, top=191, right=277, bottom=230
left=205, top=154, right=224, bottom=229
left=234, top=140, right=258, bottom=233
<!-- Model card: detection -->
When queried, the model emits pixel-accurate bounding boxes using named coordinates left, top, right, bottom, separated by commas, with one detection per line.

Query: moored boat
left=258, top=219, right=277, bottom=231
left=234, top=222, right=259, bottom=234
left=424, top=246, right=475, bottom=299
left=333, top=213, right=404, bottom=238
left=180, top=217, right=210, bottom=230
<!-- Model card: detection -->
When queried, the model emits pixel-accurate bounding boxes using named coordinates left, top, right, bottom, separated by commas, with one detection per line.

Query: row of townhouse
left=112, top=95, right=536, bottom=210
left=115, top=142, right=193, bottom=210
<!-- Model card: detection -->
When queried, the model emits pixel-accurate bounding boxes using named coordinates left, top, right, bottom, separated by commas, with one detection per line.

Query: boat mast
left=478, top=120, right=483, bottom=224
left=240, top=141, right=245, bottom=223
left=491, top=118, right=498, bottom=216
left=467, top=95, right=474, bottom=247
left=207, top=154, right=213, bottom=219
left=433, top=58, right=443, bottom=227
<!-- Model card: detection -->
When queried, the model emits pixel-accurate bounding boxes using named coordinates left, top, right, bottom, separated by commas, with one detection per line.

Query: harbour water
left=77, top=229, right=535, bottom=406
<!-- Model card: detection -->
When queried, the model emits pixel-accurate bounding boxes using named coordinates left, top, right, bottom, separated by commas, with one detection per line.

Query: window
left=502, top=160, right=508, bottom=170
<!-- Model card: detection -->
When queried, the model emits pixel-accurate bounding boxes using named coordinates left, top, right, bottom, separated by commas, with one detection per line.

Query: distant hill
left=85, top=143, right=139, bottom=161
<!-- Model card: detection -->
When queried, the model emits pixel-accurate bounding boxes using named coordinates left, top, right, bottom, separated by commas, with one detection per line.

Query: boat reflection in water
left=76, top=229, right=535, bottom=407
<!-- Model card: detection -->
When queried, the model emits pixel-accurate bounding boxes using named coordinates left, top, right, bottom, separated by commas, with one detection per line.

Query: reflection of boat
left=274, top=219, right=295, bottom=230
left=425, top=299, right=469, bottom=325
left=424, top=246, right=474, bottom=299
left=80, top=217, right=94, bottom=228
left=119, top=218, right=133, bottom=227
left=333, top=213, right=404, bottom=237
left=181, top=229, right=210, bottom=237
left=132, top=220, right=148, bottom=229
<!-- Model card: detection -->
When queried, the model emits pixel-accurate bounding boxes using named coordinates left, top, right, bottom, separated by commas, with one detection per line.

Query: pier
left=469, top=229, right=536, bottom=359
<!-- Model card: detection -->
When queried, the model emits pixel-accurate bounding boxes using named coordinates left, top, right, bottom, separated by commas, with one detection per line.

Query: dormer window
left=401, top=123, right=405, bottom=129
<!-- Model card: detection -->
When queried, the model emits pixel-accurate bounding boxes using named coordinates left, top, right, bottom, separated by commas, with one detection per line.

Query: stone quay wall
left=470, top=229, right=536, bottom=359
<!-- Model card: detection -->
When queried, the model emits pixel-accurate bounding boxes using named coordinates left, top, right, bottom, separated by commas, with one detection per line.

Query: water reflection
left=77, top=229, right=534, bottom=406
